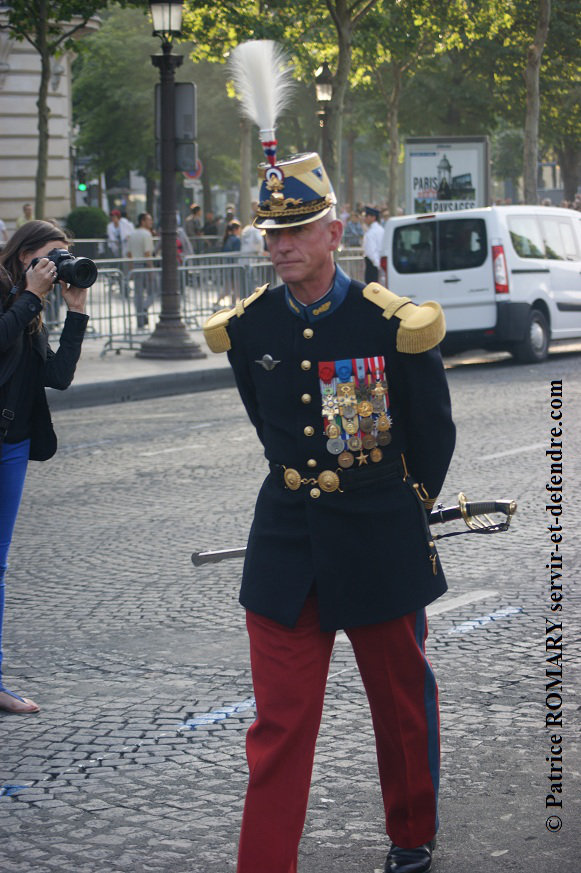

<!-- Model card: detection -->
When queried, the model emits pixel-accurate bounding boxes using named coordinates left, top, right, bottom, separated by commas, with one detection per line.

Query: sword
left=191, top=492, right=517, bottom=567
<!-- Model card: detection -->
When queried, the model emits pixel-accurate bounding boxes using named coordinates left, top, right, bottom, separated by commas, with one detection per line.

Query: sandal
left=0, top=688, right=40, bottom=714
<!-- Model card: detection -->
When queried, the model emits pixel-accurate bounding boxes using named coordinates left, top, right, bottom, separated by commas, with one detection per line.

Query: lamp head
left=315, top=61, right=333, bottom=103
left=150, top=0, right=183, bottom=42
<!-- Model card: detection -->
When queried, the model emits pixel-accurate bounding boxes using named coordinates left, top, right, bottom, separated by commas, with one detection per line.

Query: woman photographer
left=0, top=220, right=89, bottom=714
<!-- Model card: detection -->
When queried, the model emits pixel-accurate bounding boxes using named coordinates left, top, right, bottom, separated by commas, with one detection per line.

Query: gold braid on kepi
left=203, top=284, right=269, bottom=354
left=362, top=283, right=446, bottom=353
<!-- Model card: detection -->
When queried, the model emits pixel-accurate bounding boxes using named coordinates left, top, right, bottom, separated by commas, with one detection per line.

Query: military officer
left=204, top=151, right=456, bottom=873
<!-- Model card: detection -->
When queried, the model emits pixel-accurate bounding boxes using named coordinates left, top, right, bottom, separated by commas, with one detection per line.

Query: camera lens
left=57, top=256, right=98, bottom=288
left=70, top=258, right=98, bottom=288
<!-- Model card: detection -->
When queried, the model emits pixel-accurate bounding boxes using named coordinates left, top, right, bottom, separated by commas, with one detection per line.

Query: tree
left=182, top=0, right=379, bottom=196
left=73, top=5, right=157, bottom=209
left=537, top=0, right=580, bottom=200
left=318, top=1, right=380, bottom=194
left=72, top=5, right=241, bottom=214
left=0, top=0, right=146, bottom=219
left=522, top=0, right=551, bottom=203
left=492, top=128, right=525, bottom=200
left=354, top=0, right=454, bottom=214
left=361, top=0, right=576, bottom=208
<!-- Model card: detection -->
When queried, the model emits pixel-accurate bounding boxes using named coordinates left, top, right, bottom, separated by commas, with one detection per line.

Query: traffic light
left=77, top=169, right=87, bottom=192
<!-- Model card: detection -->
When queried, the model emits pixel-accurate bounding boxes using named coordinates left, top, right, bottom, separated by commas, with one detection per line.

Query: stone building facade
left=0, top=16, right=99, bottom=234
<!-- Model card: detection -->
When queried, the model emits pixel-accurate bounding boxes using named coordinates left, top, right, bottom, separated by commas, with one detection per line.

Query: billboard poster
left=404, top=136, right=490, bottom=215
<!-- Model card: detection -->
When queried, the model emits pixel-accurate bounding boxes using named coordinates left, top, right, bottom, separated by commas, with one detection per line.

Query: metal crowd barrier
left=45, top=249, right=364, bottom=355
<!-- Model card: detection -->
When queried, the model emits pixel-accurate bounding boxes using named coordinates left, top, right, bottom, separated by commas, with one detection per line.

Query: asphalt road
left=1, top=347, right=580, bottom=873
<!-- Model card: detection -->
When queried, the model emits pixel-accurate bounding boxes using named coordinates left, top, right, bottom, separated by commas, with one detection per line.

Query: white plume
left=228, top=40, right=294, bottom=133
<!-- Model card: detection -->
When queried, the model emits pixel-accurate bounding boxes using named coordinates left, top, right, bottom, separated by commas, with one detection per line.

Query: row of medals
left=322, top=379, right=392, bottom=469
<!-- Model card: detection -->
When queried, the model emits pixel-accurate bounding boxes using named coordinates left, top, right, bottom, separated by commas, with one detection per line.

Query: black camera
left=30, top=248, right=98, bottom=289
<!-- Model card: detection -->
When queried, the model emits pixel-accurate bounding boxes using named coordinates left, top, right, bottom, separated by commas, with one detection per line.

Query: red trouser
left=237, top=595, right=440, bottom=873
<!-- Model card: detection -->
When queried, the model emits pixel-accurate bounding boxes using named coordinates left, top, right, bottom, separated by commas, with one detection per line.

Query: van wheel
left=512, top=309, right=549, bottom=363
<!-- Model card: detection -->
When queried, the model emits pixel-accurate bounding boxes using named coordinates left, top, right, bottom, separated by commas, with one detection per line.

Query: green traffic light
left=78, top=183, right=87, bottom=191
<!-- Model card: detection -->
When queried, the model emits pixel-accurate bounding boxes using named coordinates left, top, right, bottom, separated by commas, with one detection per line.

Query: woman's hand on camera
left=24, top=257, right=58, bottom=300
left=60, top=283, right=87, bottom=314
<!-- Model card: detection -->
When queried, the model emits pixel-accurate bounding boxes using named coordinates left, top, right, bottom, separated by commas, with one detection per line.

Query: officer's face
left=265, top=216, right=343, bottom=294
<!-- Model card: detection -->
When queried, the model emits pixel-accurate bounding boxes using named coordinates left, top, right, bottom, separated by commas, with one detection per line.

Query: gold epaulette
left=203, top=284, right=269, bottom=353
left=362, top=282, right=446, bottom=354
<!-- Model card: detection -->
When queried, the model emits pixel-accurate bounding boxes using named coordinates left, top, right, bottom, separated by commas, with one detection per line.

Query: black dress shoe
left=384, top=839, right=434, bottom=873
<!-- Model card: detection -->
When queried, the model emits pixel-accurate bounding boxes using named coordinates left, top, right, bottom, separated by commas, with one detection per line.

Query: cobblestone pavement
left=1, top=348, right=580, bottom=873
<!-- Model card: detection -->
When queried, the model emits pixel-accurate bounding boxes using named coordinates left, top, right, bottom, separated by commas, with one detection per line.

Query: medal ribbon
left=319, top=361, right=337, bottom=428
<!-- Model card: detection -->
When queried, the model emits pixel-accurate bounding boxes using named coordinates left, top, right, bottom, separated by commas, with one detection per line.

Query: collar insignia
left=312, top=300, right=332, bottom=317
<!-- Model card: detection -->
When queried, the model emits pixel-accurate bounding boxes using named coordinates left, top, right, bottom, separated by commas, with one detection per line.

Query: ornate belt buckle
left=283, top=467, right=302, bottom=491
left=317, top=470, right=341, bottom=493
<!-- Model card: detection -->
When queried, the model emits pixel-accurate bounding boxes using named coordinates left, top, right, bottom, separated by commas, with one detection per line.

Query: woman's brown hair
left=0, top=220, right=69, bottom=326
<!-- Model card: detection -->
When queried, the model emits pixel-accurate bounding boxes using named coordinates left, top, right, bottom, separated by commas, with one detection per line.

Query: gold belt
left=283, top=466, right=342, bottom=494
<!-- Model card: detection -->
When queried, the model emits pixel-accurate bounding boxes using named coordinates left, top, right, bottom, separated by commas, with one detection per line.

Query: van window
left=539, top=216, right=566, bottom=259
left=508, top=216, right=545, bottom=258
left=392, top=218, right=486, bottom=273
left=539, top=215, right=580, bottom=261
left=439, top=219, right=487, bottom=270
left=393, top=224, right=436, bottom=273
left=558, top=219, right=580, bottom=260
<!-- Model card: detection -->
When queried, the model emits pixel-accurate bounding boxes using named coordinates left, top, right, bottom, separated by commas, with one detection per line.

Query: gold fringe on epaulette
left=203, top=308, right=235, bottom=353
left=396, top=302, right=446, bottom=354
left=202, top=284, right=270, bottom=354
left=363, top=283, right=446, bottom=354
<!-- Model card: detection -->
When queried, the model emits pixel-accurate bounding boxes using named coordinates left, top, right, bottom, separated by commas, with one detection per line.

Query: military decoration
left=317, top=357, right=392, bottom=467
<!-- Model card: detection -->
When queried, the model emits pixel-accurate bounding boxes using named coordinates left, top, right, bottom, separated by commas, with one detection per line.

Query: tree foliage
left=352, top=0, right=579, bottom=205
left=72, top=4, right=242, bottom=210
left=73, top=5, right=156, bottom=182
left=67, top=0, right=580, bottom=211
left=181, top=0, right=380, bottom=191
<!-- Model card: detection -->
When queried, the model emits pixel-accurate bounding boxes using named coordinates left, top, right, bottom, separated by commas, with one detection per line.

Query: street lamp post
left=315, top=61, right=333, bottom=169
left=138, top=0, right=205, bottom=359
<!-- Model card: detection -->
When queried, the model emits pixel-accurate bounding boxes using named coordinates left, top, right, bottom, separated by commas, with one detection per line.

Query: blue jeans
left=0, top=439, right=30, bottom=687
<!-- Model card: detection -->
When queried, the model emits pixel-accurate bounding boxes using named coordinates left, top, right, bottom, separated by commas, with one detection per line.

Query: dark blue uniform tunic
left=225, top=267, right=456, bottom=632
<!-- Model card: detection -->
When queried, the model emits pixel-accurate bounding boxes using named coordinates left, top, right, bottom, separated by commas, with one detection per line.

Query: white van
left=380, top=205, right=581, bottom=362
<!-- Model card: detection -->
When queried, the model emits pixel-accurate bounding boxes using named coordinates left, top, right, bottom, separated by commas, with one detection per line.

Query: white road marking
left=448, top=606, right=523, bottom=634
left=427, top=588, right=499, bottom=616
left=478, top=442, right=545, bottom=461
left=333, top=589, right=500, bottom=645
left=140, top=444, right=203, bottom=456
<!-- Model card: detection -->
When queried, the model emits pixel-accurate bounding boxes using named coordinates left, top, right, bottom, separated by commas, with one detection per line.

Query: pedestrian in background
left=185, top=203, right=203, bottom=245
left=240, top=201, right=265, bottom=257
left=362, top=205, right=384, bottom=283
left=222, top=219, right=242, bottom=253
left=339, top=202, right=351, bottom=224
left=343, top=210, right=364, bottom=247
left=204, top=149, right=455, bottom=873
left=202, top=210, right=218, bottom=236
left=127, top=212, right=156, bottom=329
left=15, top=203, right=33, bottom=229
left=106, top=209, right=132, bottom=259
left=217, top=203, right=237, bottom=240
left=0, top=221, right=89, bottom=714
